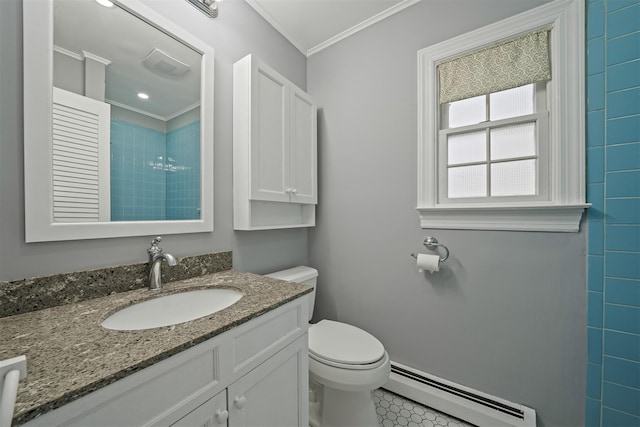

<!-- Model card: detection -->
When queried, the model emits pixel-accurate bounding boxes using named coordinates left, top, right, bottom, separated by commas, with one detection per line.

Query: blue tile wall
left=586, top=1, right=640, bottom=425
left=588, top=111, right=605, bottom=147
left=589, top=256, right=605, bottom=291
left=607, top=115, right=640, bottom=144
left=602, top=382, right=640, bottom=417
left=586, top=398, right=602, bottom=427
left=110, top=119, right=200, bottom=221
left=110, top=119, right=166, bottom=221
left=605, top=303, right=640, bottom=334
left=606, top=198, right=640, bottom=224
left=606, top=171, right=640, bottom=197
left=606, top=32, right=640, bottom=65
left=166, top=121, right=200, bottom=220
left=602, top=407, right=640, bottom=427
left=606, top=142, right=640, bottom=170
left=603, top=356, right=640, bottom=389
left=589, top=326, right=604, bottom=364
left=605, top=329, right=640, bottom=361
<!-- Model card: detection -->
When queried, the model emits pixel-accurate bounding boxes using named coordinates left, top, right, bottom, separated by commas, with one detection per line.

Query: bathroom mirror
left=23, top=0, right=214, bottom=242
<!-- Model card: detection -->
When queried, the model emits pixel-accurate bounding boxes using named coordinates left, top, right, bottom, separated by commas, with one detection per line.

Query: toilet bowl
left=308, top=319, right=391, bottom=427
left=265, top=267, right=390, bottom=427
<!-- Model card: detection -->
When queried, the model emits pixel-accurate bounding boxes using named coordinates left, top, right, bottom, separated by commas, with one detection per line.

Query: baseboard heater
left=384, top=362, right=536, bottom=427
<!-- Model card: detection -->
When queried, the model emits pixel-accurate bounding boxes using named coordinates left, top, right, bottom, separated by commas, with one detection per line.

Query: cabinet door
left=171, top=390, right=228, bottom=427
left=289, top=86, right=317, bottom=205
left=228, top=335, right=308, bottom=427
left=250, top=61, right=290, bottom=203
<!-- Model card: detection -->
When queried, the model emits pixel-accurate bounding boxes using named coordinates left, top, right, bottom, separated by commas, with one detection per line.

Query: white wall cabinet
left=23, top=297, right=310, bottom=427
left=233, top=54, right=317, bottom=230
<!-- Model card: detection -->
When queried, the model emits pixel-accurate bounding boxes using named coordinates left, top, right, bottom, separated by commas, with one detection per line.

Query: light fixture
left=94, top=0, right=114, bottom=8
left=137, top=92, right=149, bottom=100
left=186, top=0, right=218, bottom=18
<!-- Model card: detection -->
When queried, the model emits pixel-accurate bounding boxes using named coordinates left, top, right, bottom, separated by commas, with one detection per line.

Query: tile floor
left=373, top=389, right=475, bottom=427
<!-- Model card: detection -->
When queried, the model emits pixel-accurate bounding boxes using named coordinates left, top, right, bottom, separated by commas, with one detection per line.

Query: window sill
left=416, top=203, right=590, bottom=232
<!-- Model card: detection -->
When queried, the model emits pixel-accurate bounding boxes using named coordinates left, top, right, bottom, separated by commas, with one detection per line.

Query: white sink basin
left=101, top=289, right=243, bottom=331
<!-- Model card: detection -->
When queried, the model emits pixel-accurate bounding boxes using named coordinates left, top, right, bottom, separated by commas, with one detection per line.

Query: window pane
left=490, top=123, right=536, bottom=160
left=448, top=131, right=486, bottom=165
left=448, top=165, right=486, bottom=198
left=446, top=95, right=486, bottom=128
left=491, top=159, right=536, bottom=196
left=489, top=84, right=534, bottom=121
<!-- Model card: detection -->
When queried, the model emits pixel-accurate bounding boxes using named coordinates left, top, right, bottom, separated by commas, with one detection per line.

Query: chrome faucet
left=147, top=236, right=177, bottom=291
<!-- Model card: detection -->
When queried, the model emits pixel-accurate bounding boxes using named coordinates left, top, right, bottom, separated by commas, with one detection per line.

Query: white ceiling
left=245, top=0, right=420, bottom=56
left=54, top=0, right=201, bottom=120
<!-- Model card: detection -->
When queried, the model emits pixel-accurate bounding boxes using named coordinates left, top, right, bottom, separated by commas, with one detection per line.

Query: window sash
left=438, top=111, right=549, bottom=204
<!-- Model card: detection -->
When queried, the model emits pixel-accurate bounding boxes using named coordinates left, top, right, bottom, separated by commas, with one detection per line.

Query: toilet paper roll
left=416, top=253, right=440, bottom=273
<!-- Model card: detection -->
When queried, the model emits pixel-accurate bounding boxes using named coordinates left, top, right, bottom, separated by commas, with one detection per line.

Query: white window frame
left=417, top=0, right=588, bottom=232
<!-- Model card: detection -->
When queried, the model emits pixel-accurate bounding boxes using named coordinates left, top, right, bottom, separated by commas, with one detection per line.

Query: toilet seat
left=309, top=320, right=385, bottom=370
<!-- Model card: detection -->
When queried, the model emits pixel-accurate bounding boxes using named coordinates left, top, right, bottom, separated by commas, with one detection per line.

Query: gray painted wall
left=307, top=1, right=586, bottom=426
left=53, top=51, right=83, bottom=95
left=0, top=0, right=309, bottom=280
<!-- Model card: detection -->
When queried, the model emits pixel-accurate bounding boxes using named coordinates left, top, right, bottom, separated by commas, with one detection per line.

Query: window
left=417, top=0, right=588, bottom=232
left=440, top=83, right=548, bottom=202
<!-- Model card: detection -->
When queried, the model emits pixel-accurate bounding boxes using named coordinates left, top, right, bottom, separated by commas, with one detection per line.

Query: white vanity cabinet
left=22, top=296, right=309, bottom=427
left=228, top=336, right=307, bottom=427
left=233, top=54, right=317, bottom=230
left=172, top=390, right=228, bottom=427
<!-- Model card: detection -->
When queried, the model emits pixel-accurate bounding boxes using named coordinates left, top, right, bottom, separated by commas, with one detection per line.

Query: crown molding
left=246, top=0, right=420, bottom=57
left=307, top=0, right=420, bottom=56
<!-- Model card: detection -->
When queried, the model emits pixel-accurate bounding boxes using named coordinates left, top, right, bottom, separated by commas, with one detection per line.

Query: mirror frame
left=23, top=0, right=214, bottom=242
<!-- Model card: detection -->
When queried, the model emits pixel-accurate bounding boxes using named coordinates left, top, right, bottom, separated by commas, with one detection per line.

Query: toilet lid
left=309, top=320, right=385, bottom=365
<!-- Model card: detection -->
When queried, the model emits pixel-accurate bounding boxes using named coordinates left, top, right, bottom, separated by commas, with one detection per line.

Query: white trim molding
left=82, top=51, right=112, bottom=66
left=416, top=204, right=589, bottom=233
left=416, top=0, right=588, bottom=232
left=245, top=0, right=420, bottom=57
left=306, top=0, right=420, bottom=57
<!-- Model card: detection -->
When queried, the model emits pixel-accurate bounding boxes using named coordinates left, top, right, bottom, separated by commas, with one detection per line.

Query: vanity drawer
left=24, top=342, right=221, bottom=427
left=231, top=296, right=309, bottom=376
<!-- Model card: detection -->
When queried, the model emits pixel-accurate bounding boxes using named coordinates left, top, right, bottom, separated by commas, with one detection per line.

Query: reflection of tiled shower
left=166, top=121, right=201, bottom=220
left=110, top=119, right=200, bottom=221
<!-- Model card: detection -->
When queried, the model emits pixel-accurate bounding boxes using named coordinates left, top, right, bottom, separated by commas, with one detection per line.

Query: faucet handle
left=148, top=236, right=163, bottom=258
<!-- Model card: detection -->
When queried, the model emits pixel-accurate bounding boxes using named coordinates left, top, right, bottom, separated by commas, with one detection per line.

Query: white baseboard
left=384, top=362, right=536, bottom=427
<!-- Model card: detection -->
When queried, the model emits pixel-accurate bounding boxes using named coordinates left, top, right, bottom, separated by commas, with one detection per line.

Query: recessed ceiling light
left=137, top=92, right=149, bottom=100
left=94, top=0, right=114, bottom=8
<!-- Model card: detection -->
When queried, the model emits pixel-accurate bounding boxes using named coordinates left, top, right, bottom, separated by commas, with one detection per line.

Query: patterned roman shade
left=438, top=30, right=551, bottom=104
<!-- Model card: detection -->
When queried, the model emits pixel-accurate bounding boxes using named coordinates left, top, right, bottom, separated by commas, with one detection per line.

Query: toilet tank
left=265, top=266, right=317, bottom=321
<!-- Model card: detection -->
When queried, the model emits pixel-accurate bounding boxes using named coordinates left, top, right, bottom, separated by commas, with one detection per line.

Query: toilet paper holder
left=410, top=236, right=450, bottom=262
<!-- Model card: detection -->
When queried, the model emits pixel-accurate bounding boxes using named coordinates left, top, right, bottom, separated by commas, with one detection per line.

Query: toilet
left=265, top=266, right=390, bottom=427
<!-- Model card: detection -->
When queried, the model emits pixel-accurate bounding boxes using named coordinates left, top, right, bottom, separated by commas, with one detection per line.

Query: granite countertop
left=0, top=270, right=311, bottom=426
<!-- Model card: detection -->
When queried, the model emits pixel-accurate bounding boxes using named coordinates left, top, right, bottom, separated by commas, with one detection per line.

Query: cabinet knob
left=286, top=188, right=292, bottom=193
left=215, top=409, right=229, bottom=424
left=291, top=188, right=297, bottom=194
left=234, top=395, right=247, bottom=409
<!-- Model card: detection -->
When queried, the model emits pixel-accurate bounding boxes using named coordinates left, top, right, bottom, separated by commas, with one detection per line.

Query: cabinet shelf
left=234, top=200, right=315, bottom=231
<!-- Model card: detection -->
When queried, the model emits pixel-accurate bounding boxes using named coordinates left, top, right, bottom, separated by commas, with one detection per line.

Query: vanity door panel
left=228, top=335, right=308, bottom=427
left=171, top=390, right=228, bottom=427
